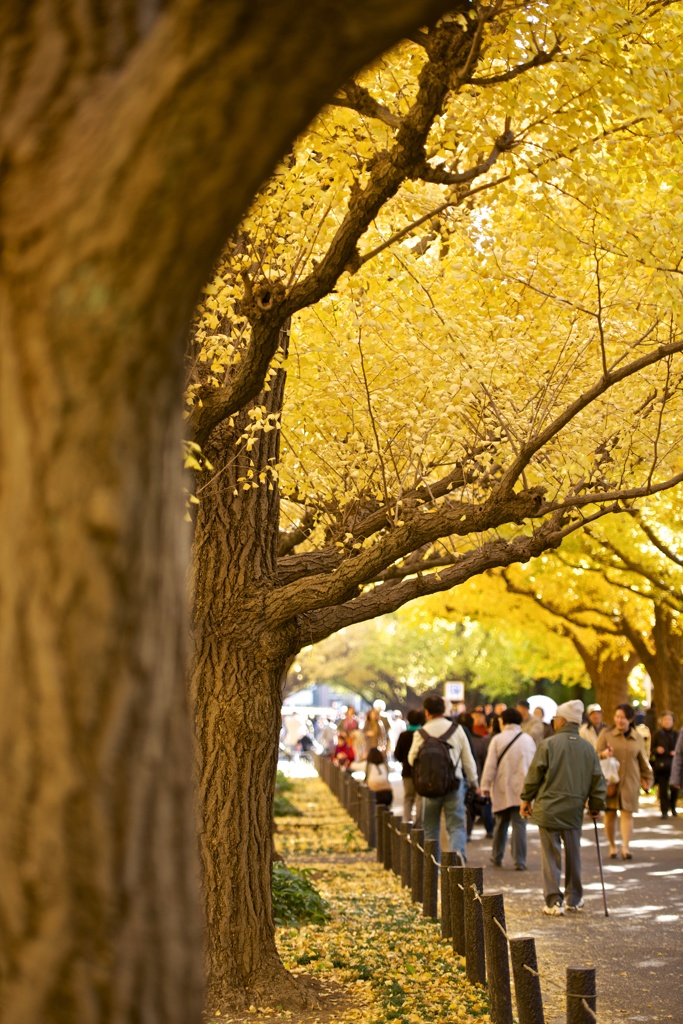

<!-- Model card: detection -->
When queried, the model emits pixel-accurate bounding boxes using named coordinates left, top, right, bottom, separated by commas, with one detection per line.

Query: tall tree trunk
left=0, top=295, right=203, bottom=1022
left=0, top=3, right=458, bottom=1019
left=650, top=606, right=683, bottom=725
left=592, top=652, right=639, bottom=717
left=191, top=360, right=307, bottom=1009
left=569, top=637, right=637, bottom=716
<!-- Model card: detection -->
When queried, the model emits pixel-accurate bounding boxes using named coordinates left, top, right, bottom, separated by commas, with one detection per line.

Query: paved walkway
left=467, top=808, right=683, bottom=1023
left=389, top=775, right=683, bottom=1023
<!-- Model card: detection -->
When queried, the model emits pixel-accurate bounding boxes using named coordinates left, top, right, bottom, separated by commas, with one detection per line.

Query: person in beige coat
left=597, top=703, right=653, bottom=860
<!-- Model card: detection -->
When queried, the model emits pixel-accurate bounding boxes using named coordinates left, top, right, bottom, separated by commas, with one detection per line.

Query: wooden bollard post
left=464, top=866, right=485, bottom=985
left=510, top=936, right=545, bottom=1024
left=440, top=851, right=458, bottom=939
left=410, top=828, right=424, bottom=903
left=391, top=815, right=403, bottom=878
left=400, top=822, right=412, bottom=889
left=448, top=865, right=466, bottom=956
left=376, top=804, right=386, bottom=864
left=366, top=789, right=377, bottom=848
left=383, top=811, right=393, bottom=871
left=567, top=967, right=596, bottom=1024
left=355, top=781, right=363, bottom=829
left=482, top=893, right=513, bottom=1024
left=357, top=782, right=367, bottom=839
left=422, top=839, right=439, bottom=918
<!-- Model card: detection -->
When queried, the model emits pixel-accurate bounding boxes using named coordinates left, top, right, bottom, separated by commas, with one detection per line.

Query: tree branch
left=189, top=14, right=479, bottom=444
left=331, top=81, right=403, bottom=128
left=275, top=463, right=469, bottom=586
left=500, top=335, right=683, bottom=495
left=462, top=38, right=561, bottom=86
left=501, top=569, right=622, bottom=636
left=189, top=316, right=287, bottom=448
left=278, top=508, right=316, bottom=557
left=267, top=485, right=550, bottom=625
left=297, top=515, right=569, bottom=646
left=626, top=510, right=683, bottom=568
left=412, top=118, right=516, bottom=185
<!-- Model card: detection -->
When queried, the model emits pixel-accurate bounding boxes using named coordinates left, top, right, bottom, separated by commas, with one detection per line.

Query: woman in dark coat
left=651, top=712, right=679, bottom=818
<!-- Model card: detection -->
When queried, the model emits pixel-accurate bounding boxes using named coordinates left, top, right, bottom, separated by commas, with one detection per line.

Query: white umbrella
left=527, top=694, right=558, bottom=724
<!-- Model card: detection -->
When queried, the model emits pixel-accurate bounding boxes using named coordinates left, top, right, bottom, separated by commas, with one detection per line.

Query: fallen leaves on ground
left=210, top=775, right=491, bottom=1024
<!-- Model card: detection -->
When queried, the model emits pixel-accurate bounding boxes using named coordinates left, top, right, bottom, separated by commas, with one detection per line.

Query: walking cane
left=593, top=815, right=609, bottom=917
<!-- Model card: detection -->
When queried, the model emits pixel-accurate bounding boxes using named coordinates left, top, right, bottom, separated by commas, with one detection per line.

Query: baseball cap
left=587, top=703, right=602, bottom=715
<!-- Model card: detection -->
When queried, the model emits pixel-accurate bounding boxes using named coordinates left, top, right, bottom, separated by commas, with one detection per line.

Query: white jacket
left=408, top=718, right=478, bottom=787
left=481, top=725, right=537, bottom=814
left=366, top=762, right=392, bottom=792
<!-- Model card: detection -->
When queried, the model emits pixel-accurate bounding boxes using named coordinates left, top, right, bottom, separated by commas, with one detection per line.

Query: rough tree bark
left=569, top=639, right=638, bottom=716
left=0, top=1, right=457, bottom=1021
left=623, top=606, right=683, bottom=724
left=191, top=345, right=304, bottom=1010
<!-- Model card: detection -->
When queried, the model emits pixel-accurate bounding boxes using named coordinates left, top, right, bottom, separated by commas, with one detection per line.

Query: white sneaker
left=566, top=900, right=584, bottom=912
left=543, top=902, right=565, bottom=916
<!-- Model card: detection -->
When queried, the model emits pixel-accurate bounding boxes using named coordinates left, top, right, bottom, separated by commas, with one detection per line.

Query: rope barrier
left=320, top=763, right=599, bottom=1024
left=523, top=965, right=597, bottom=1021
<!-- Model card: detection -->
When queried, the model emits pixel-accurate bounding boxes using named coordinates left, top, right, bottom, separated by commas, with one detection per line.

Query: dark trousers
left=374, top=789, right=393, bottom=807
left=539, top=827, right=582, bottom=908
left=656, top=773, right=678, bottom=816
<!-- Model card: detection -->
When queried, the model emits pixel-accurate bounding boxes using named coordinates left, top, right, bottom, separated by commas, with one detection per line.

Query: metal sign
left=444, top=680, right=465, bottom=703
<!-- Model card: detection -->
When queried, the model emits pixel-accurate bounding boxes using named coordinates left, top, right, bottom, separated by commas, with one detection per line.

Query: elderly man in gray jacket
left=521, top=699, right=606, bottom=916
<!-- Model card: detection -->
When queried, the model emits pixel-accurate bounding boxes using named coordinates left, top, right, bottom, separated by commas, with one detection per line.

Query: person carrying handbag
left=481, top=708, right=537, bottom=870
left=597, top=704, right=654, bottom=860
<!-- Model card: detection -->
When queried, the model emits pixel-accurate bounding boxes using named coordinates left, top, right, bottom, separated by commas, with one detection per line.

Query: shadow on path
left=463, top=804, right=683, bottom=1023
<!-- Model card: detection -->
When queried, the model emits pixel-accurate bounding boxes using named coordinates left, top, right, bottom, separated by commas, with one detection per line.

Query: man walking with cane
left=520, top=700, right=606, bottom=916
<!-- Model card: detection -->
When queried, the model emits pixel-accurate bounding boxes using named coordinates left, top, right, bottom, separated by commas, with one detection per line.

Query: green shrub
left=272, top=863, right=330, bottom=927
left=273, top=792, right=303, bottom=817
left=276, top=770, right=294, bottom=792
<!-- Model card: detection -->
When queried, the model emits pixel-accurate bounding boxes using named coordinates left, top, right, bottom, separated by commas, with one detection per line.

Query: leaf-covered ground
left=209, top=775, right=491, bottom=1024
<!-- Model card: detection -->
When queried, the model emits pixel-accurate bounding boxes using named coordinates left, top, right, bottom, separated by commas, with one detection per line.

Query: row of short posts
left=313, top=756, right=597, bottom=1024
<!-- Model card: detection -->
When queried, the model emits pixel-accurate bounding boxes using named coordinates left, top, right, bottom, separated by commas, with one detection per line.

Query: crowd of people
left=305, top=694, right=680, bottom=916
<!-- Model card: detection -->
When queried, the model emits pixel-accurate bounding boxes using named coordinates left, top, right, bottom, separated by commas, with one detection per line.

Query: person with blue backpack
left=408, top=694, right=479, bottom=864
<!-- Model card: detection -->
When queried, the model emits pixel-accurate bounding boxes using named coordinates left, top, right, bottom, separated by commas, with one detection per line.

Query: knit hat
left=555, top=699, right=584, bottom=725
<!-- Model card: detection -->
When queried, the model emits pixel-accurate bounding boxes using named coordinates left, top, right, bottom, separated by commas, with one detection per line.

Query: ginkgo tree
left=452, top=549, right=645, bottom=710
left=289, top=607, right=587, bottom=709
left=186, top=1, right=683, bottom=1010
left=500, top=497, right=683, bottom=717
